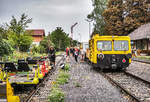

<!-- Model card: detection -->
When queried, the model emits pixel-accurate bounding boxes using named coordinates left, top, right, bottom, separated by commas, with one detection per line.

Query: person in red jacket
left=66, top=47, right=70, bottom=62
left=74, top=47, right=79, bottom=62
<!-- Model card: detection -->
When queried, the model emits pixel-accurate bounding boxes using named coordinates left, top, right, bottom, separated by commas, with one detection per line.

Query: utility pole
left=71, top=22, right=78, bottom=39
left=78, top=33, right=81, bottom=42
left=78, top=33, right=81, bottom=48
left=85, top=19, right=92, bottom=39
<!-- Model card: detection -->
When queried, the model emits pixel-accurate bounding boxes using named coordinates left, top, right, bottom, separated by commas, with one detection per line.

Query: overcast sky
left=0, top=0, right=93, bottom=42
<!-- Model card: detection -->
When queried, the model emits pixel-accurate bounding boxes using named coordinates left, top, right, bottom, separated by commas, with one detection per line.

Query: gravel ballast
left=127, top=61, right=150, bottom=82
left=106, top=72, right=150, bottom=102
left=61, top=57, right=130, bottom=102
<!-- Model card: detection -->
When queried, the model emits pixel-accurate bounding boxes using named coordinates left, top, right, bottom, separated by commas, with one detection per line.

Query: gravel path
left=127, top=61, right=150, bottom=82
left=61, top=56, right=130, bottom=102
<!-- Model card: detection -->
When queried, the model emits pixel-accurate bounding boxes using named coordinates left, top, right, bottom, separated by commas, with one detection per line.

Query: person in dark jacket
left=70, top=47, right=74, bottom=56
left=48, top=46, right=56, bottom=66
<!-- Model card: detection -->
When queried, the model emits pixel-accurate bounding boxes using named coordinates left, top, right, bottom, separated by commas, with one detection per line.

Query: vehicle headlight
left=98, top=53, right=104, bottom=59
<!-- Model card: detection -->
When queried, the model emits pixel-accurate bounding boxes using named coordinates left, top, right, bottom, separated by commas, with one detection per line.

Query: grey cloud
left=0, top=0, right=93, bottom=42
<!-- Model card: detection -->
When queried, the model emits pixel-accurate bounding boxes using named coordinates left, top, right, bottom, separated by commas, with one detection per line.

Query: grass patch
left=49, top=68, right=70, bottom=102
left=74, top=82, right=81, bottom=88
left=56, top=78, right=68, bottom=85
left=64, top=63, right=70, bottom=71
left=48, top=87, right=65, bottom=102
left=56, top=51, right=63, bottom=55
left=56, top=71, right=70, bottom=85
left=136, top=56, right=150, bottom=60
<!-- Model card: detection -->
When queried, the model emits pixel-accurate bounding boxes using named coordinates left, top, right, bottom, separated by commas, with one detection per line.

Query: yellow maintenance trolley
left=0, top=69, right=20, bottom=102
left=88, top=34, right=132, bottom=70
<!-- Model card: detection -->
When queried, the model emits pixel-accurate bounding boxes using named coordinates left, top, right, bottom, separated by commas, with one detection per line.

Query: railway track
left=16, top=55, right=65, bottom=102
left=132, top=58, right=150, bottom=65
left=101, top=71, right=150, bottom=102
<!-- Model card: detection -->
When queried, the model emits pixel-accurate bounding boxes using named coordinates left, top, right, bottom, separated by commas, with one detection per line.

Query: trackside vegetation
left=48, top=63, right=70, bottom=102
left=0, top=13, right=80, bottom=61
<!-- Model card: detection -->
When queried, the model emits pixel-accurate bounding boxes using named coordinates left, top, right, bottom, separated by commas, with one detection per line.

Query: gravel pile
left=106, top=72, right=150, bottom=102
left=127, top=61, right=150, bottom=82
left=60, top=56, right=129, bottom=102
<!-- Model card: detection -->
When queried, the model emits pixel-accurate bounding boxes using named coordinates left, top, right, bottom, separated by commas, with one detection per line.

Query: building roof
left=26, top=29, right=45, bottom=36
left=129, top=23, right=150, bottom=40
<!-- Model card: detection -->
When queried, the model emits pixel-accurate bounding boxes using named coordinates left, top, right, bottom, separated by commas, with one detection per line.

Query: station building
left=129, top=23, right=150, bottom=54
left=26, top=29, right=45, bottom=45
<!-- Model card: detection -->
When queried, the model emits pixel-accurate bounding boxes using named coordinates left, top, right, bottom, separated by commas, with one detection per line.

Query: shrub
left=0, top=39, right=13, bottom=57
left=64, top=64, right=70, bottom=71
left=48, top=88, right=64, bottom=102
left=56, top=78, right=68, bottom=85
left=58, top=71, right=70, bottom=79
left=56, top=71, right=70, bottom=85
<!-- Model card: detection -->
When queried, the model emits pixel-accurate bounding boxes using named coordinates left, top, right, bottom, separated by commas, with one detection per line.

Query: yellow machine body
left=0, top=79, right=20, bottom=102
left=8, top=68, right=39, bottom=85
left=88, top=34, right=132, bottom=69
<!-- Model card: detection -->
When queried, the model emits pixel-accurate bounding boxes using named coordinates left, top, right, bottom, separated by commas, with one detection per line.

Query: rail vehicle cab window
left=114, top=40, right=128, bottom=51
left=85, top=44, right=89, bottom=49
left=97, top=41, right=112, bottom=51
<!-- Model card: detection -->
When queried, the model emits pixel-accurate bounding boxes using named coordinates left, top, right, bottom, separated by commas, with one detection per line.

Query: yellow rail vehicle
left=89, top=34, right=132, bottom=70
left=4, top=62, right=39, bottom=86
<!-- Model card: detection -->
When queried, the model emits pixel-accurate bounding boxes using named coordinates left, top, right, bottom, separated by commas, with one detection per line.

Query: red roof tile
left=26, top=29, right=45, bottom=36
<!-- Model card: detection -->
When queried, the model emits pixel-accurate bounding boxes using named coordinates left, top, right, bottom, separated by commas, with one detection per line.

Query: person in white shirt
left=80, top=48, right=85, bottom=62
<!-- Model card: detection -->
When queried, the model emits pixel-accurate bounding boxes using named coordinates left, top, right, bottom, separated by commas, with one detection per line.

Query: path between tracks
left=60, top=56, right=130, bottom=102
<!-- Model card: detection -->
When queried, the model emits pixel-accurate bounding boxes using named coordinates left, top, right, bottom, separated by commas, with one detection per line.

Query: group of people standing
left=47, top=46, right=86, bottom=66
left=66, top=47, right=85, bottom=63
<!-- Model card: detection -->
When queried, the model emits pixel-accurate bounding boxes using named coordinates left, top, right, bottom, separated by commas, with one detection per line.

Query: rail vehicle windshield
left=85, top=44, right=89, bottom=49
left=97, top=41, right=112, bottom=51
left=114, top=40, right=129, bottom=51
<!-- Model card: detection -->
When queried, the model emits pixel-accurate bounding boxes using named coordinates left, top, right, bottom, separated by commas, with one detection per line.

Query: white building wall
left=32, top=42, right=40, bottom=46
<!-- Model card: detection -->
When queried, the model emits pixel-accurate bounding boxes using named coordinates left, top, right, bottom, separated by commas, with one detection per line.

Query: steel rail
left=132, top=58, right=150, bottom=64
left=24, top=55, right=64, bottom=102
left=101, top=72, right=141, bottom=102
left=124, top=71, right=150, bottom=85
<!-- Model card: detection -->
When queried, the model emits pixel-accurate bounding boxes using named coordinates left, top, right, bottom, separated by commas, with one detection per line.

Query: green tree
left=87, top=0, right=108, bottom=36
left=8, top=31, right=33, bottom=52
left=50, top=27, right=70, bottom=50
left=103, top=0, right=124, bottom=35
left=39, top=36, right=54, bottom=53
left=18, top=33, right=33, bottom=52
left=0, top=25, right=8, bottom=39
left=123, top=0, right=150, bottom=34
left=8, top=13, right=32, bottom=35
left=7, top=13, right=33, bottom=51
left=103, top=0, right=150, bottom=35
left=72, top=40, right=79, bottom=47
left=0, top=37, right=13, bottom=57
left=0, top=25, right=13, bottom=57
